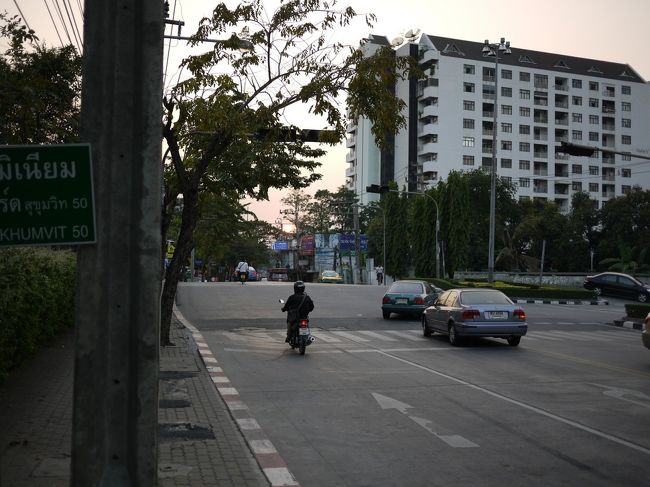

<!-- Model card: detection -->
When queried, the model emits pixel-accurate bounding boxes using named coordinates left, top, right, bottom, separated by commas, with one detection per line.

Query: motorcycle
left=279, top=299, right=315, bottom=355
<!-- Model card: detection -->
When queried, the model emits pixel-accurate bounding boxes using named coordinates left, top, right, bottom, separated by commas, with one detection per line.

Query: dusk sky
left=5, top=0, right=649, bottom=223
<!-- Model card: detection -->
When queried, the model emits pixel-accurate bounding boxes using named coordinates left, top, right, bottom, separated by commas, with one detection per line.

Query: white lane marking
left=548, top=331, right=592, bottom=341
left=384, top=330, right=422, bottom=341
left=312, top=332, right=342, bottom=343
left=376, top=351, right=650, bottom=456
left=332, top=331, right=369, bottom=342
left=357, top=331, right=399, bottom=341
left=350, top=347, right=461, bottom=353
left=527, top=332, right=562, bottom=341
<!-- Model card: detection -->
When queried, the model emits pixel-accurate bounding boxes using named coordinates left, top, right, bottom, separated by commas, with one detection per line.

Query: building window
left=621, top=118, right=631, bottom=128
left=589, top=98, right=599, bottom=108
left=622, top=152, right=631, bottom=161
left=519, top=124, right=530, bottom=135
left=519, top=177, right=530, bottom=187
left=501, top=69, right=512, bottom=79
left=463, top=136, right=475, bottom=147
left=463, top=118, right=475, bottom=129
left=572, top=181, right=582, bottom=191
left=622, top=185, right=631, bottom=194
left=534, top=74, right=548, bottom=89
left=501, top=86, right=512, bottom=97
left=502, top=105, right=512, bottom=115
left=572, top=96, right=582, bottom=106
left=519, top=142, right=530, bottom=152
left=464, top=82, right=475, bottom=93
left=502, top=176, right=512, bottom=184
left=501, top=122, right=512, bottom=133
left=589, top=166, right=599, bottom=175
left=501, top=140, right=512, bottom=150
left=463, top=155, right=475, bottom=166
left=520, top=89, right=530, bottom=99
left=572, top=130, right=582, bottom=141
left=519, top=160, right=530, bottom=170
left=572, top=79, right=582, bottom=89
left=589, top=132, right=599, bottom=141
left=589, top=114, right=599, bottom=124
left=621, top=168, right=631, bottom=178
left=589, top=81, right=599, bottom=91
left=520, top=72, right=530, bottom=82
left=501, top=158, right=512, bottom=168
left=622, top=135, right=631, bottom=145
left=621, top=85, right=631, bottom=95
left=520, top=107, right=530, bottom=117
left=572, top=164, right=582, bottom=174
left=572, top=113, right=582, bottom=123
left=464, top=64, right=475, bottom=75
left=589, top=183, right=598, bottom=192
left=463, top=100, right=475, bottom=111
left=622, top=102, right=631, bottom=112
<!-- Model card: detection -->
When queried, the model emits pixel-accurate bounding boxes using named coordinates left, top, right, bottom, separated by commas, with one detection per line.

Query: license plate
left=486, top=311, right=507, bottom=319
left=396, top=298, right=408, bottom=304
left=299, top=328, right=310, bottom=335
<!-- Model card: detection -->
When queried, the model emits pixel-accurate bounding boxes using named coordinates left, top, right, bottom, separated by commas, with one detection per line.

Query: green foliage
left=439, top=171, right=470, bottom=278
left=0, top=248, right=76, bottom=379
left=409, top=189, right=437, bottom=277
left=624, top=304, right=650, bottom=319
left=384, top=186, right=410, bottom=278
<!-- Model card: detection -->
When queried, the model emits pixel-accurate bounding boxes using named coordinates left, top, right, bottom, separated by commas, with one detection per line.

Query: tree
left=160, top=1, right=416, bottom=344
left=439, top=171, right=470, bottom=278
left=384, top=185, right=410, bottom=278
left=0, top=13, right=82, bottom=144
left=409, top=188, right=438, bottom=277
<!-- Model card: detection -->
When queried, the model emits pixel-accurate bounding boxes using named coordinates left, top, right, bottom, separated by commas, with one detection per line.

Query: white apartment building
left=346, top=33, right=650, bottom=211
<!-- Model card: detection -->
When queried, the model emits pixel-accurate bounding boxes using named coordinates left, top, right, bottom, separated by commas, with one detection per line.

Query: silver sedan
left=422, top=288, right=527, bottom=346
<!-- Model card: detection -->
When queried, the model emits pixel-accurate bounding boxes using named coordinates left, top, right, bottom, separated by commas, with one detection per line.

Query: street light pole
left=483, top=37, right=511, bottom=283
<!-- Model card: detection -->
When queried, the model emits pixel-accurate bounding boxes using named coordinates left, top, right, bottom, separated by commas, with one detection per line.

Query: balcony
left=601, top=175, right=615, bottom=182
left=345, top=166, right=355, bottom=178
left=533, top=186, right=548, bottom=194
left=555, top=119, right=568, bottom=126
left=602, top=106, right=616, bottom=114
left=482, top=111, right=495, bottom=118
left=602, top=123, right=615, bottom=131
left=346, top=150, right=355, bottom=162
left=533, top=170, right=548, bottom=176
left=346, top=136, right=356, bottom=148
left=418, top=143, right=438, bottom=156
left=534, top=152, right=548, bottom=159
left=602, top=191, right=616, bottom=199
left=534, top=117, right=548, bottom=124
left=554, top=185, right=569, bottom=195
left=554, top=84, right=569, bottom=91
left=555, top=101, right=569, bottom=109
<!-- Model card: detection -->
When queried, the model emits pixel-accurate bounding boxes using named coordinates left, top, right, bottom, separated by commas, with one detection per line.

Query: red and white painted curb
left=174, top=306, right=300, bottom=487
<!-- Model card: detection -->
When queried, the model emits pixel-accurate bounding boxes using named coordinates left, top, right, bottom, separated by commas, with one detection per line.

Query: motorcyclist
left=236, top=259, right=249, bottom=284
left=281, top=281, right=314, bottom=343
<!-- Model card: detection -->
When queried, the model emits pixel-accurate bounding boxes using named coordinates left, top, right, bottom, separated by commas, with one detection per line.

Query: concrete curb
left=173, top=305, right=300, bottom=487
left=612, top=319, right=644, bottom=331
left=513, top=299, right=609, bottom=305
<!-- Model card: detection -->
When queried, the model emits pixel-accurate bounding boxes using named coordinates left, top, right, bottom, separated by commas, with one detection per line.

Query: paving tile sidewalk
left=0, top=318, right=268, bottom=486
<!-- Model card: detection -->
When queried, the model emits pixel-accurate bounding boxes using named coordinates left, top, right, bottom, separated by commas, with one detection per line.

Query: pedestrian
left=376, top=265, right=384, bottom=285
left=236, top=259, right=249, bottom=284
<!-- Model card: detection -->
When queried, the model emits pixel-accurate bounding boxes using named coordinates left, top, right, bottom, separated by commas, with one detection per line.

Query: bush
left=0, top=248, right=76, bottom=379
left=624, top=304, right=650, bottom=319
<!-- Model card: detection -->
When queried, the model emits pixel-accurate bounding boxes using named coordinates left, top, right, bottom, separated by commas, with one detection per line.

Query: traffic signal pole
left=72, top=1, right=163, bottom=485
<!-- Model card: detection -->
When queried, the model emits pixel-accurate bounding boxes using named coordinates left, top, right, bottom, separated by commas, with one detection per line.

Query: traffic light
left=559, top=142, right=597, bottom=157
left=366, top=184, right=390, bottom=194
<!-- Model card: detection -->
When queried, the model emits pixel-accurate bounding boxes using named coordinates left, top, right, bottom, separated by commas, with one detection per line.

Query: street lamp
left=483, top=37, right=511, bottom=283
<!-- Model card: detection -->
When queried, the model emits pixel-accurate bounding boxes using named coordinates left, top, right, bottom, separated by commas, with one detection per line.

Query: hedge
left=624, top=304, right=650, bottom=319
left=0, top=248, right=76, bottom=379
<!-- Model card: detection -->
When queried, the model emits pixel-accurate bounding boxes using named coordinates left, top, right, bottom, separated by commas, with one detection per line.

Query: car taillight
left=514, top=309, right=526, bottom=321
left=414, top=296, right=424, bottom=305
left=299, top=319, right=309, bottom=328
left=382, top=296, right=391, bottom=304
left=462, top=310, right=480, bottom=320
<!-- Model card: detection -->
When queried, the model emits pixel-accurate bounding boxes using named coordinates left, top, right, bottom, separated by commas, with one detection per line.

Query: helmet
left=294, top=281, right=305, bottom=294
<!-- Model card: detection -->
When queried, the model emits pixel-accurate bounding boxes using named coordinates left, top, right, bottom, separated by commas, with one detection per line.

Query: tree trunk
left=160, top=193, right=198, bottom=345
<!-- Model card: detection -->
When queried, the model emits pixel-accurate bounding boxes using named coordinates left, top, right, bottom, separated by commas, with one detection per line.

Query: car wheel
left=382, top=310, right=391, bottom=320
left=594, top=287, right=602, bottom=296
left=507, top=336, right=521, bottom=346
left=448, top=324, right=461, bottom=346
left=638, top=293, right=648, bottom=303
left=422, top=315, right=432, bottom=337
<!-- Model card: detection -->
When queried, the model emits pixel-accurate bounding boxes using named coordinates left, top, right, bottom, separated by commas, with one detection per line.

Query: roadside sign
left=0, top=144, right=96, bottom=246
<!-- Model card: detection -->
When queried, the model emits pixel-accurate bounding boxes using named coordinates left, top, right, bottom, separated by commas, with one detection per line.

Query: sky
left=4, top=0, right=650, bottom=224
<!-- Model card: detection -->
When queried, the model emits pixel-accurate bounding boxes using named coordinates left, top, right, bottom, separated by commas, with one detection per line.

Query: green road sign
left=0, top=144, right=96, bottom=247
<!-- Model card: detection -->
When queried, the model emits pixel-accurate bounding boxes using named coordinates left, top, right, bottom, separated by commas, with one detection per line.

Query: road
left=176, top=281, right=650, bottom=487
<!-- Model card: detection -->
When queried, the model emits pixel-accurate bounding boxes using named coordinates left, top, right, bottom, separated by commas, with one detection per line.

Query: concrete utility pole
left=353, top=204, right=361, bottom=284
left=72, top=1, right=163, bottom=485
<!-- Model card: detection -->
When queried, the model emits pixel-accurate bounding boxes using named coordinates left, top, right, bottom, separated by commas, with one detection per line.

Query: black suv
left=583, top=272, right=650, bottom=302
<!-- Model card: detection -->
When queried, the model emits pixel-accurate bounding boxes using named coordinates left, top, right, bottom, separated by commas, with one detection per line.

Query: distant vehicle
left=247, top=266, right=258, bottom=281
left=319, top=270, right=343, bottom=284
left=268, top=268, right=290, bottom=282
left=381, top=280, right=441, bottom=319
left=422, top=288, right=527, bottom=346
left=583, top=272, right=650, bottom=302
left=643, top=313, right=650, bottom=350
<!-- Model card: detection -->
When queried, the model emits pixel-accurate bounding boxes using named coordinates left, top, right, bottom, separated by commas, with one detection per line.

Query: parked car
left=422, top=288, right=527, bottom=346
left=267, top=268, right=290, bottom=281
left=381, top=280, right=441, bottom=319
left=583, top=272, right=650, bottom=302
left=643, top=313, right=650, bottom=350
left=319, top=270, right=343, bottom=284
left=247, top=266, right=258, bottom=281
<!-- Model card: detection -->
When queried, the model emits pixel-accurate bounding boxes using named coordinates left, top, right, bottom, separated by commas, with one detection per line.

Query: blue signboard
left=338, top=233, right=367, bottom=252
left=273, top=240, right=289, bottom=250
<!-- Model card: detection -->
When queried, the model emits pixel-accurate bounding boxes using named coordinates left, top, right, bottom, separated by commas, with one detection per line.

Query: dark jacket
left=281, top=292, right=314, bottom=321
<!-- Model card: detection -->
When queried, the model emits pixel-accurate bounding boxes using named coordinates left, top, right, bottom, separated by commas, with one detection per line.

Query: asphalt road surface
left=176, top=281, right=650, bottom=487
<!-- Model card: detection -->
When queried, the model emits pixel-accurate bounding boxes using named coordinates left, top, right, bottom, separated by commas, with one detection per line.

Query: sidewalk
left=0, top=318, right=268, bottom=486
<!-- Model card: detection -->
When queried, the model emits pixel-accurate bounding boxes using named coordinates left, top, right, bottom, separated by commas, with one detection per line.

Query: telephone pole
left=72, top=1, right=163, bottom=485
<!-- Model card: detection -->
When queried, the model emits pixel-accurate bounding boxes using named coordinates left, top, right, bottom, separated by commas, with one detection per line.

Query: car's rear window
left=460, top=290, right=511, bottom=305
left=390, top=283, right=423, bottom=294
left=323, top=271, right=337, bottom=277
